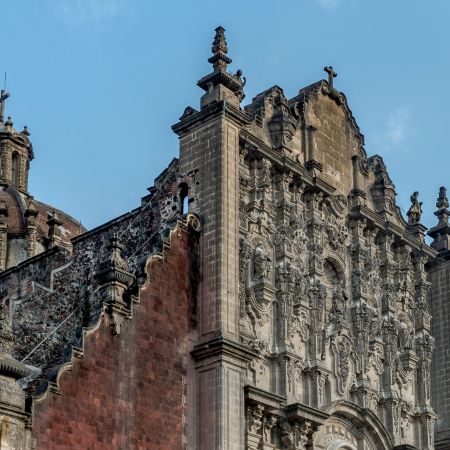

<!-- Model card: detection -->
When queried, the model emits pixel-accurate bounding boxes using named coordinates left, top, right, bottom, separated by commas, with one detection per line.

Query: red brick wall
left=32, top=227, right=194, bottom=450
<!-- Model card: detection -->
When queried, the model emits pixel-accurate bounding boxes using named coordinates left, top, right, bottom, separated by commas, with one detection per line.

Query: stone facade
left=0, top=26, right=446, bottom=450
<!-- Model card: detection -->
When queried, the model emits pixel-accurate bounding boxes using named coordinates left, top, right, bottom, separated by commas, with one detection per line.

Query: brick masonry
left=31, top=223, right=196, bottom=450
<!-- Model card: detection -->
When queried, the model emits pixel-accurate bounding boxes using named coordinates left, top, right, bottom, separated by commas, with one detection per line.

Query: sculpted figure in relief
left=398, top=317, right=413, bottom=352
left=254, top=245, right=272, bottom=281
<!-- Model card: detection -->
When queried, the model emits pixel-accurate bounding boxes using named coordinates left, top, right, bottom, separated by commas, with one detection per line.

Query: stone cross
left=0, top=90, right=10, bottom=124
left=324, top=66, right=337, bottom=89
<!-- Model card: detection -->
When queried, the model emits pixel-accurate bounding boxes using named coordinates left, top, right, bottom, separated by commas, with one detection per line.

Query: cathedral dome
left=0, top=90, right=86, bottom=270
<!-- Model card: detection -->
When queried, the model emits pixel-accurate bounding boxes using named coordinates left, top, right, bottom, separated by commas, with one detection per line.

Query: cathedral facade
left=0, top=27, right=448, bottom=450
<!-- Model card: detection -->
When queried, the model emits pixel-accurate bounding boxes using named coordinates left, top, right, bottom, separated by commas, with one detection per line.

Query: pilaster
left=0, top=201, right=8, bottom=271
left=174, top=27, right=251, bottom=450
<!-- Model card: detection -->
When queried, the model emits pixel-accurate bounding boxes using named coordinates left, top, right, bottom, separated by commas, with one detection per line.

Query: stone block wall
left=430, top=253, right=450, bottom=450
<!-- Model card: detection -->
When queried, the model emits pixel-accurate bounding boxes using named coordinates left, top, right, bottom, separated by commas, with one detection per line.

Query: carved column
left=0, top=201, right=8, bottom=271
left=305, top=191, right=324, bottom=276
left=379, top=232, right=396, bottom=315
left=304, top=126, right=322, bottom=174
left=307, top=281, right=326, bottom=365
left=351, top=154, right=366, bottom=200
left=25, top=201, right=38, bottom=258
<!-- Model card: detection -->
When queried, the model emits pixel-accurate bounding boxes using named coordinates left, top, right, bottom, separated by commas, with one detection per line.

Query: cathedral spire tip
left=208, top=26, right=232, bottom=72
left=434, top=186, right=449, bottom=225
left=0, top=90, right=10, bottom=125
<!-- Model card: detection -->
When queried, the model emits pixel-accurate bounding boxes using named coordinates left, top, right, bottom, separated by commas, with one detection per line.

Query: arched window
left=179, top=183, right=189, bottom=215
left=11, top=153, right=19, bottom=186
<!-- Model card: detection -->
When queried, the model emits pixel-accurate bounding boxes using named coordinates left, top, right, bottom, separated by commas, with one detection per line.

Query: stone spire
left=434, top=186, right=449, bottom=224
left=0, top=89, right=10, bottom=125
left=209, top=26, right=232, bottom=73
left=197, top=26, right=246, bottom=108
left=428, top=186, right=450, bottom=251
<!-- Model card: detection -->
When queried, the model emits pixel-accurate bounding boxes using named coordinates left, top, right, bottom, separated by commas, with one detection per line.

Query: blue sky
left=2, top=0, right=449, bottom=230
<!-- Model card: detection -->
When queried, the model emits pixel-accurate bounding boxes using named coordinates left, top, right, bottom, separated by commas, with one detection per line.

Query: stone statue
left=398, top=318, right=413, bottom=352
left=254, top=245, right=272, bottom=281
left=407, top=191, right=422, bottom=225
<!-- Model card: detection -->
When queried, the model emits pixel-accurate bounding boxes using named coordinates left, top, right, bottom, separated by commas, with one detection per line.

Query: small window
left=11, top=153, right=19, bottom=186
left=179, top=183, right=189, bottom=215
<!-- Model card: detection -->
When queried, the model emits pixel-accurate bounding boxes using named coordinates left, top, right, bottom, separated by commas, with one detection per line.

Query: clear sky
left=1, top=0, right=449, bottom=231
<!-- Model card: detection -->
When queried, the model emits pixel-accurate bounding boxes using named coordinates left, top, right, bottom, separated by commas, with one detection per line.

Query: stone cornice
left=349, top=204, right=436, bottom=257
left=172, top=100, right=252, bottom=136
left=191, top=336, right=258, bottom=364
left=244, top=385, right=286, bottom=411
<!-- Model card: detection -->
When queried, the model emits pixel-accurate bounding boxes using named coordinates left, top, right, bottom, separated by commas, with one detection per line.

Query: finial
left=25, top=200, right=38, bottom=218
left=434, top=186, right=450, bottom=224
left=22, top=125, right=30, bottom=136
left=94, top=233, right=135, bottom=335
left=4, top=116, right=12, bottom=127
left=0, top=89, right=10, bottom=125
left=324, top=66, right=337, bottom=89
left=208, top=26, right=232, bottom=72
left=407, top=191, right=422, bottom=225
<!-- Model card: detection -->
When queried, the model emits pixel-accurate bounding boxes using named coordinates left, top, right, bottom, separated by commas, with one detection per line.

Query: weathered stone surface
left=0, top=26, right=447, bottom=450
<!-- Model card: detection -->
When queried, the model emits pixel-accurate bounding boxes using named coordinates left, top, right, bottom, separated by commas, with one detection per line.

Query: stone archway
left=314, top=401, right=394, bottom=450
left=326, top=441, right=356, bottom=450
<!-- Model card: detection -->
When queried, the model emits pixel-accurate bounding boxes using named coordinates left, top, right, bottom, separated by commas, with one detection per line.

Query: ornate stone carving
left=246, top=404, right=264, bottom=450
left=434, top=186, right=449, bottom=224
left=397, top=316, right=413, bottom=353
left=308, top=280, right=327, bottom=360
left=328, top=281, right=347, bottom=332
left=323, top=212, right=348, bottom=253
left=268, top=91, right=297, bottom=150
left=94, top=234, right=135, bottom=335
left=262, top=414, right=277, bottom=445
left=280, top=420, right=312, bottom=450
left=286, top=357, right=305, bottom=399
left=246, top=403, right=264, bottom=434
left=335, top=336, right=352, bottom=392
left=254, top=245, right=272, bottom=281
left=407, top=191, right=422, bottom=225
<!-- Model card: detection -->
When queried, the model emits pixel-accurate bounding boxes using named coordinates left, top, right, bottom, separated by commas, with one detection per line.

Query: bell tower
left=0, top=90, right=33, bottom=193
